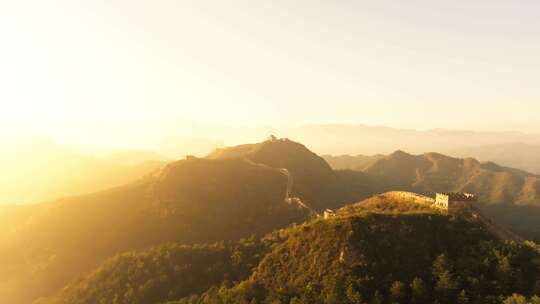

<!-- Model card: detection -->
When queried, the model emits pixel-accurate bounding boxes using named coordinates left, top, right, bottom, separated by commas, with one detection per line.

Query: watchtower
left=434, top=192, right=477, bottom=211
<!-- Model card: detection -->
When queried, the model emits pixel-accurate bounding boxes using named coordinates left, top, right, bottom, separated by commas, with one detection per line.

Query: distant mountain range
left=275, top=124, right=540, bottom=155
left=193, top=123, right=540, bottom=174
left=0, top=139, right=167, bottom=204
left=325, top=150, right=540, bottom=206
left=448, top=142, right=540, bottom=174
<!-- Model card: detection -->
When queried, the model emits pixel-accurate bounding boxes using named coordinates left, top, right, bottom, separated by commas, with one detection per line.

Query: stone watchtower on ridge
left=434, top=192, right=477, bottom=211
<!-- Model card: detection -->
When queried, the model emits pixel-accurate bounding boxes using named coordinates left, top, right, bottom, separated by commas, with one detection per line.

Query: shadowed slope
left=208, top=138, right=369, bottom=211
left=330, top=150, right=540, bottom=206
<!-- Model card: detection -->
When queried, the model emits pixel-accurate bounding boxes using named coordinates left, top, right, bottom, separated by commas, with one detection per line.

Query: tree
left=533, top=280, right=540, bottom=295
left=435, top=270, right=457, bottom=302
left=502, top=294, right=528, bottom=304
left=389, top=281, right=406, bottom=303
left=410, top=277, right=427, bottom=304
left=289, top=297, right=302, bottom=304
left=457, top=290, right=469, bottom=304
left=370, top=290, right=383, bottom=304
left=432, top=255, right=457, bottom=301
left=432, top=254, right=451, bottom=277
left=346, top=284, right=364, bottom=304
left=497, top=255, right=514, bottom=292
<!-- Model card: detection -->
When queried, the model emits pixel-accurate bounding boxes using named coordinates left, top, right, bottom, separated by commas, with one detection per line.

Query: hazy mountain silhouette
left=448, top=142, right=540, bottom=174
left=195, top=123, right=540, bottom=175
left=326, top=150, right=540, bottom=206
left=1, top=139, right=165, bottom=204
left=323, top=154, right=384, bottom=171
left=276, top=124, right=540, bottom=155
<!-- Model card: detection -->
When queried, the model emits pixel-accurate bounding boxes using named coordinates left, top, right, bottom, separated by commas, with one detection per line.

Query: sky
left=1, top=0, right=539, bottom=149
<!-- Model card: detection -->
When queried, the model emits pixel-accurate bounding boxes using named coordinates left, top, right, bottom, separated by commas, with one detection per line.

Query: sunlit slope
left=208, top=138, right=371, bottom=211
left=0, top=157, right=309, bottom=303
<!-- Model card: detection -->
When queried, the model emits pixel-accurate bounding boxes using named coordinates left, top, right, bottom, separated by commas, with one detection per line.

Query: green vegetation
left=41, top=238, right=275, bottom=304
left=240, top=212, right=539, bottom=304
left=47, top=197, right=540, bottom=304
left=479, top=204, right=540, bottom=242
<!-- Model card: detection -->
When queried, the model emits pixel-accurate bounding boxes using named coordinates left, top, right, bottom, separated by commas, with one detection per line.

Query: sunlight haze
left=1, top=0, right=539, bottom=150
left=3, top=0, right=540, bottom=202
left=2, top=3, right=540, bottom=303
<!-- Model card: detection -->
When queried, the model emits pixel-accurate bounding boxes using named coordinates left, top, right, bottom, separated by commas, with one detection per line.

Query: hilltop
left=43, top=194, right=540, bottom=304
left=207, top=137, right=370, bottom=211
left=0, top=157, right=310, bottom=303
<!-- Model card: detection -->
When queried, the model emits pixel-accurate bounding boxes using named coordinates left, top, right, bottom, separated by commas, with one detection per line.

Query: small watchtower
left=323, top=209, right=336, bottom=219
left=434, top=192, right=477, bottom=211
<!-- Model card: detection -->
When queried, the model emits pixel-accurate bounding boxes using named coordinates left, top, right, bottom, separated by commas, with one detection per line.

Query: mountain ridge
left=326, top=150, right=540, bottom=206
left=207, top=138, right=370, bottom=211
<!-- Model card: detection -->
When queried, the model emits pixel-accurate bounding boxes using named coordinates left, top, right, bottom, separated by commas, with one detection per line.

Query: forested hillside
left=39, top=238, right=275, bottom=304
left=44, top=194, right=540, bottom=304
left=174, top=198, right=540, bottom=304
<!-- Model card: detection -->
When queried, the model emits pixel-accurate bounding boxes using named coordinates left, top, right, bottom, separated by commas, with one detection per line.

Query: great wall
left=277, top=160, right=521, bottom=242
left=280, top=168, right=318, bottom=216
left=383, top=191, right=435, bottom=205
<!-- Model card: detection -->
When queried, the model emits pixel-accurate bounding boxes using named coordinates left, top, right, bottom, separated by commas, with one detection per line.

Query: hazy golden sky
left=1, top=1, right=539, bottom=148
